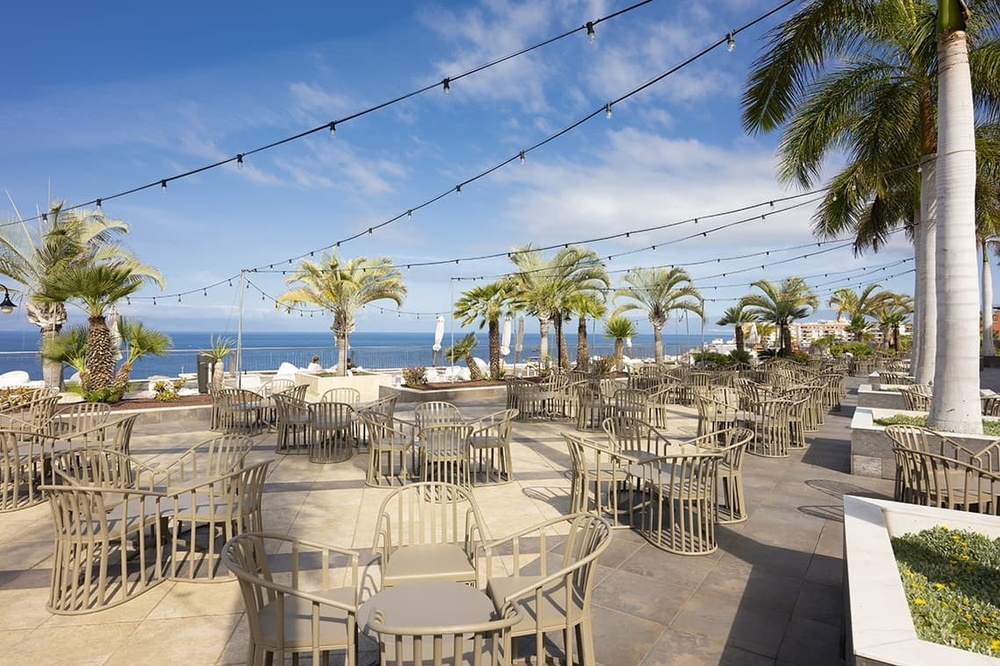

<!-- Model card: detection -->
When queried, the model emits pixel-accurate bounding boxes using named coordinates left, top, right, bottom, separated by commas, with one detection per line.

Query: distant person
left=306, top=355, right=323, bottom=372
left=346, top=357, right=356, bottom=370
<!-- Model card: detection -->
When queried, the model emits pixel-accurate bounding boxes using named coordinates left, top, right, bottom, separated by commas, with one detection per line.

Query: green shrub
left=831, top=341, right=875, bottom=357
left=874, top=414, right=1000, bottom=438
left=84, top=385, right=125, bottom=404
left=402, top=366, right=427, bottom=386
left=893, top=526, right=1000, bottom=656
left=693, top=351, right=732, bottom=367
left=728, top=349, right=752, bottom=364
left=153, top=379, right=184, bottom=402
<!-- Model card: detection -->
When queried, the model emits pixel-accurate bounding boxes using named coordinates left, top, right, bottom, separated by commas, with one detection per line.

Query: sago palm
left=278, top=253, right=407, bottom=376
left=565, top=292, right=607, bottom=371
left=0, top=202, right=134, bottom=389
left=612, top=267, right=702, bottom=363
left=113, top=317, right=172, bottom=388
left=716, top=301, right=757, bottom=353
left=444, top=333, right=482, bottom=381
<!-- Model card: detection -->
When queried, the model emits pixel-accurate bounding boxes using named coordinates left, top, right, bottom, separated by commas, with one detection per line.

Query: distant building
left=790, top=318, right=908, bottom=348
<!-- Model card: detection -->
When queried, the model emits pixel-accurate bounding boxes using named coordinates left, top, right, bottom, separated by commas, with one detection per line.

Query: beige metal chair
left=0, top=429, right=62, bottom=511
left=272, top=393, right=311, bottom=454
left=215, top=388, right=269, bottom=435
left=469, top=409, right=518, bottom=485
left=223, top=532, right=359, bottom=666
left=680, top=427, right=754, bottom=524
left=149, top=433, right=254, bottom=488
left=483, top=513, right=612, bottom=666
left=644, top=386, right=674, bottom=429
left=308, top=400, right=356, bottom=463
left=166, top=460, right=270, bottom=581
left=892, top=446, right=1000, bottom=514
left=418, top=423, right=474, bottom=487
left=42, top=482, right=168, bottom=614
left=631, top=449, right=724, bottom=555
left=262, top=378, right=295, bottom=397
left=600, top=415, right=674, bottom=463
left=52, top=402, right=112, bottom=439
left=321, top=387, right=361, bottom=404
left=372, top=482, right=486, bottom=588
left=367, top=598, right=520, bottom=666
left=414, top=401, right=464, bottom=428
left=0, top=393, right=59, bottom=434
left=562, top=432, right=635, bottom=528
left=900, top=384, right=933, bottom=411
left=884, top=424, right=1000, bottom=501
left=361, top=411, right=414, bottom=487
left=746, top=398, right=794, bottom=458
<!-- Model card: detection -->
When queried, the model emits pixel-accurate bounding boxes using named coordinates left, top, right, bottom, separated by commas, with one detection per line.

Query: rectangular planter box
left=850, top=408, right=999, bottom=479
left=857, top=384, right=906, bottom=410
left=386, top=383, right=508, bottom=405
left=294, top=371, right=395, bottom=402
left=844, top=496, right=1000, bottom=665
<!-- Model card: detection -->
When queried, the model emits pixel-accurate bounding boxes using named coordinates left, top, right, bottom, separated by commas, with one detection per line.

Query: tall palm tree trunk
left=553, top=314, right=570, bottom=371
left=914, top=159, right=939, bottom=384
left=27, top=301, right=67, bottom=391
left=929, top=19, right=981, bottom=433
left=734, top=324, right=745, bottom=353
left=576, top=317, right=590, bottom=371
left=652, top=322, right=664, bottom=363
left=538, top=317, right=550, bottom=363
left=335, top=333, right=349, bottom=376
left=982, top=241, right=995, bottom=356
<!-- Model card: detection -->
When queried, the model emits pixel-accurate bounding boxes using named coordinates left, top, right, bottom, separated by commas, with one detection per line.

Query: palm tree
left=113, top=317, right=172, bottom=388
left=453, top=280, right=511, bottom=379
left=828, top=284, right=894, bottom=342
left=38, top=262, right=164, bottom=396
left=931, top=0, right=981, bottom=433
left=612, top=267, right=702, bottom=363
left=0, top=202, right=134, bottom=389
left=565, top=293, right=607, bottom=371
left=604, top=316, right=637, bottom=372
left=508, top=245, right=609, bottom=370
left=444, top=333, right=483, bottom=381
left=716, top=302, right=757, bottom=353
left=741, top=278, right=819, bottom=357
left=872, top=293, right=914, bottom=351
left=277, top=253, right=407, bottom=376
left=741, top=0, right=1000, bottom=387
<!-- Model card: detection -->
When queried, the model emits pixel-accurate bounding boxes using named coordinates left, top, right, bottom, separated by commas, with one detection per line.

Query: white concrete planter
left=294, top=371, right=394, bottom=402
left=844, top=496, right=1000, bottom=665
left=850, top=408, right=999, bottom=479
left=857, top=384, right=906, bottom=411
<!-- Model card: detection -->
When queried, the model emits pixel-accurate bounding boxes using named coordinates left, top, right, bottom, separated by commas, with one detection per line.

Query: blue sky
left=0, top=0, right=919, bottom=338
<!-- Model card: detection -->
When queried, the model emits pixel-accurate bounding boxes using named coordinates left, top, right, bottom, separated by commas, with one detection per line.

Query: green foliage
left=402, top=366, right=427, bottom=386
left=153, top=379, right=184, bottom=402
left=588, top=356, right=617, bottom=375
left=604, top=315, right=637, bottom=340
left=0, top=387, right=47, bottom=410
left=831, top=341, right=875, bottom=357
left=874, top=414, right=1000, bottom=437
left=84, top=385, right=125, bottom=404
left=729, top=349, right=752, bottom=364
left=207, top=335, right=235, bottom=362
left=40, top=324, right=88, bottom=374
left=892, top=526, right=1000, bottom=656
left=693, top=351, right=734, bottom=367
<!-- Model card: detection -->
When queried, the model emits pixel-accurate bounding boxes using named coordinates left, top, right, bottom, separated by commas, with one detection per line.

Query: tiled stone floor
left=0, top=378, right=896, bottom=665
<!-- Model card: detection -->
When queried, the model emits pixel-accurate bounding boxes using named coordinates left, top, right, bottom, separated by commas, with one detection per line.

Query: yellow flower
left=991, top=639, right=1000, bottom=651
left=934, top=583, right=946, bottom=589
left=915, top=599, right=927, bottom=606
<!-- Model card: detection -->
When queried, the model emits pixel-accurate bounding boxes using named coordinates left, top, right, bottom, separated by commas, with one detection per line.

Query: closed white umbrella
left=500, top=316, right=512, bottom=357
left=747, top=323, right=760, bottom=347
left=514, top=317, right=525, bottom=374
left=431, top=315, right=445, bottom=366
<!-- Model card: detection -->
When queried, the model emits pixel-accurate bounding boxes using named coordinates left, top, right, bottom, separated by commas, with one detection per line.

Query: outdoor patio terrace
left=0, top=377, right=895, bottom=665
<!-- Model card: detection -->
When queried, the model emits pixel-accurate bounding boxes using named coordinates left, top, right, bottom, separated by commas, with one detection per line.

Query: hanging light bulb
left=178, top=295, right=182, bottom=303
left=726, top=32, right=735, bottom=52
left=586, top=21, right=595, bottom=43
left=605, top=103, right=612, bottom=119
left=42, top=213, right=47, bottom=223
left=519, top=151, right=525, bottom=165
left=161, top=180, right=168, bottom=192
left=96, top=199, right=102, bottom=212
left=153, top=298, right=157, bottom=305
left=442, top=77, right=451, bottom=95
left=407, top=209, right=413, bottom=220
left=328, top=121, right=336, bottom=137
left=456, top=184, right=462, bottom=196
left=236, top=154, right=244, bottom=169
left=203, top=289, right=207, bottom=296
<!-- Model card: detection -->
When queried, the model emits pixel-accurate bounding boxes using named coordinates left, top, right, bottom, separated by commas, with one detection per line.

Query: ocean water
left=0, top=330, right=715, bottom=381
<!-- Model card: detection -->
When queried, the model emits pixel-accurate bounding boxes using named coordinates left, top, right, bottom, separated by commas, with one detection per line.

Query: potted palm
left=444, top=333, right=483, bottom=381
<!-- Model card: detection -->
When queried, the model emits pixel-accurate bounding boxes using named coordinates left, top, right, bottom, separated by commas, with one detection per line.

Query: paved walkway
left=0, top=378, right=895, bottom=665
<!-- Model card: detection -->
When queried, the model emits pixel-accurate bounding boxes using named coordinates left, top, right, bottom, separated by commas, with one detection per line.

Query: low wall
left=116, top=404, right=212, bottom=425
left=857, top=385, right=905, bottom=410
left=386, top=383, right=507, bottom=405
left=844, top=496, right=1000, bottom=665
left=850, top=407, right=999, bottom=479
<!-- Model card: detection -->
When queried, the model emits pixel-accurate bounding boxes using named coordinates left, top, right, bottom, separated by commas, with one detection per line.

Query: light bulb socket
left=726, top=32, right=735, bottom=52
left=160, top=180, right=168, bottom=191
left=442, top=77, right=451, bottom=95
left=605, top=103, right=612, bottom=119
left=236, top=154, right=244, bottom=169
left=586, top=21, right=595, bottom=43
left=328, top=121, right=336, bottom=137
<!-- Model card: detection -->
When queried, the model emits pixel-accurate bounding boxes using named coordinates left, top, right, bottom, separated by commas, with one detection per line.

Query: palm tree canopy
left=612, top=267, right=702, bottom=326
left=37, top=262, right=155, bottom=316
left=508, top=244, right=609, bottom=318
left=716, top=302, right=757, bottom=328
left=742, top=277, right=820, bottom=326
left=828, top=283, right=894, bottom=320
left=453, top=280, right=511, bottom=329
left=277, top=252, right=407, bottom=337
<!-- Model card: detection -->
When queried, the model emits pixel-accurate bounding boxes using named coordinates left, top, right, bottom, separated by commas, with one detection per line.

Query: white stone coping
left=844, top=496, right=1000, bottom=665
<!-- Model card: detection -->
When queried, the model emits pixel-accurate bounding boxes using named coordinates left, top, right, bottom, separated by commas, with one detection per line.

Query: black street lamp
left=0, top=285, right=16, bottom=315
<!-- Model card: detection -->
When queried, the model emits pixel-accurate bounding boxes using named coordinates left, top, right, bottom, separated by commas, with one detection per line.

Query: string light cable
left=4, top=1, right=661, bottom=229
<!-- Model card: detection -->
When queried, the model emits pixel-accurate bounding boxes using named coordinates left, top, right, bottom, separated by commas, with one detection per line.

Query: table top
left=359, top=581, right=494, bottom=634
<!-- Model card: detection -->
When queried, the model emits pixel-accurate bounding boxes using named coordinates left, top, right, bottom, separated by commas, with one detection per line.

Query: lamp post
left=0, top=285, right=16, bottom=315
